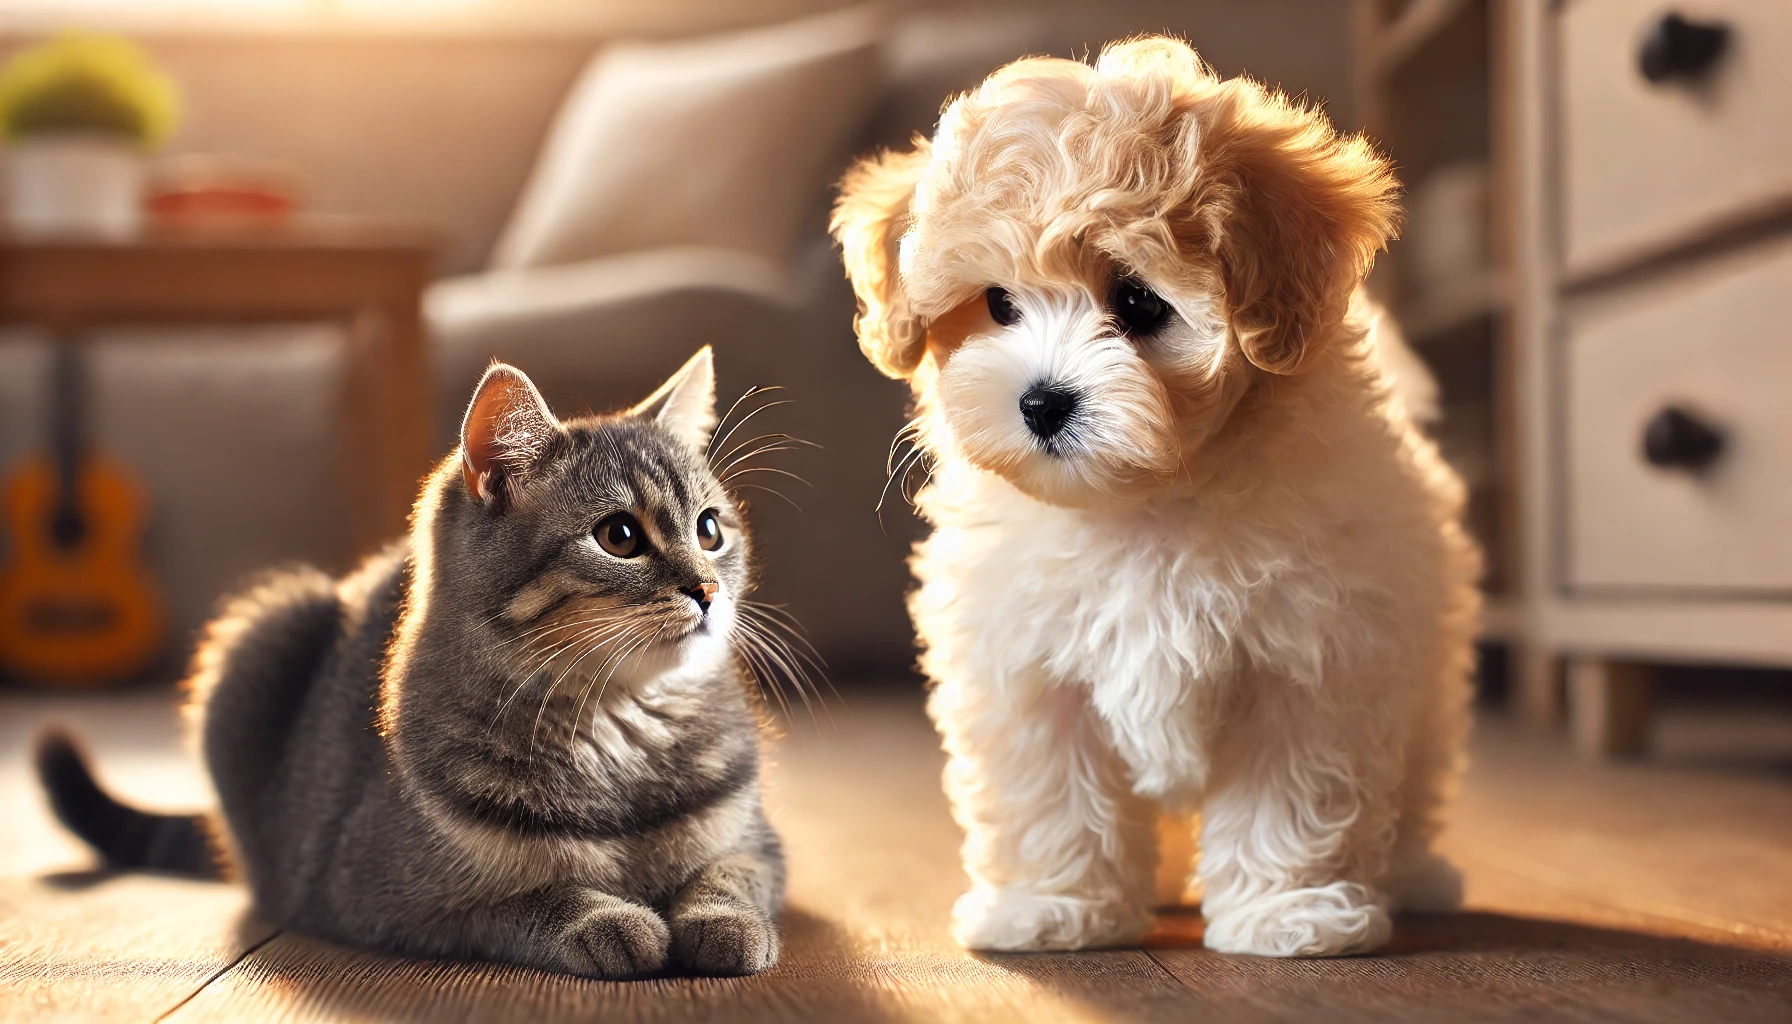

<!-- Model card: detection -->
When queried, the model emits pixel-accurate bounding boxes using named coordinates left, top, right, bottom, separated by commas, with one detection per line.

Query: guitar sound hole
left=48, top=507, right=87, bottom=549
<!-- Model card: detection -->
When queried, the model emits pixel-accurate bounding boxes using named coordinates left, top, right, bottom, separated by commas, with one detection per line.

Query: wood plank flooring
left=2, top=687, right=1789, bottom=1022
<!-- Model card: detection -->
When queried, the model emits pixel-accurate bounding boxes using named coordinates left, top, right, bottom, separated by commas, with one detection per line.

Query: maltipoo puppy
left=831, top=37, right=1479, bottom=957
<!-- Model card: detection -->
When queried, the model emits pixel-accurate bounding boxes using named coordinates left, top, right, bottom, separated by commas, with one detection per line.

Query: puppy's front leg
left=1197, top=681, right=1400, bottom=958
left=929, top=673, right=1157, bottom=951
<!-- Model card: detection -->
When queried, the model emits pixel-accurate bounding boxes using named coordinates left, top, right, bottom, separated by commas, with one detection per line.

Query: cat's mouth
left=665, top=606, right=716, bottom=644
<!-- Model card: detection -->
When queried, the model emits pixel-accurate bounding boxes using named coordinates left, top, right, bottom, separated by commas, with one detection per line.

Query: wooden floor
left=2, top=687, right=1790, bottom=1023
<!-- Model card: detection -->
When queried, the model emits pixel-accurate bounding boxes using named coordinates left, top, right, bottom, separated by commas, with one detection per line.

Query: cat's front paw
left=669, top=901, right=779, bottom=976
left=559, top=899, right=670, bottom=979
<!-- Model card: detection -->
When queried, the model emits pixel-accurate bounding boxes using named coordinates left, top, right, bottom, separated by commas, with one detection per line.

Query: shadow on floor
left=166, top=907, right=914, bottom=1024
left=982, top=908, right=1792, bottom=1024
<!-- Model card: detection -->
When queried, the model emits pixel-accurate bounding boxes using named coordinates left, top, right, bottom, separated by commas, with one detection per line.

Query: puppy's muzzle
left=1020, top=385, right=1078, bottom=441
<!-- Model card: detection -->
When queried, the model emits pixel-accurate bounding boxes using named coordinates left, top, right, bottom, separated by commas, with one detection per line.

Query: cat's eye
left=594, top=512, right=646, bottom=558
left=696, top=509, right=724, bottom=552
left=1112, top=278, right=1171, bottom=335
left=986, top=287, right=1021, bottom=327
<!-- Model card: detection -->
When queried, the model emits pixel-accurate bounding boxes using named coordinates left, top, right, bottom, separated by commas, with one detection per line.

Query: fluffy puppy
left=831, top=37, right=1479, bottom=958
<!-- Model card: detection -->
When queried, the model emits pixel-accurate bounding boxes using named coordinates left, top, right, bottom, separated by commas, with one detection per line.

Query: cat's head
left=432, top=348, right=750, bottom=684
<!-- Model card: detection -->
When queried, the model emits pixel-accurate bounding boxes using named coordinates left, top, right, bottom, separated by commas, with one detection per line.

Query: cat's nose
left=1019, top=385, right=1077, bottom=440
left=683, top=583, right=717, bottom=613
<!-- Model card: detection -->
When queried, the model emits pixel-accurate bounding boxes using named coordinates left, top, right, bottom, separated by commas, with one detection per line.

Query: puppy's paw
left=669, top=901, right=779, bottom=976
left=559, top=898, right=670, bottom=979
left=952, top=886, right=1151, bottom=951
left=1383, top=849, right=1463, bottom=914
left=1203, top=881, right=1391, bottom=958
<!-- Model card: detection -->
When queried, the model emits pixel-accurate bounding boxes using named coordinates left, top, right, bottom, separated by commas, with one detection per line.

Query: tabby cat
left=36, top=348, right=786, bottom=979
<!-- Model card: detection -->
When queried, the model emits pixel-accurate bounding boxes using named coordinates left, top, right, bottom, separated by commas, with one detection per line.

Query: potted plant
left=0, top=32, right=180, bottom=238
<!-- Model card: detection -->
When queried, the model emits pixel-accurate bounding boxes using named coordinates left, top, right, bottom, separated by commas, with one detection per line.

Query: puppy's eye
left=1112, top=279, right=1170, bottom=335
left=696, top=509, right=723, bottom=552
left=594, top=512, right=646, bottom=558
left=986, top=287, right=1021, bottom=327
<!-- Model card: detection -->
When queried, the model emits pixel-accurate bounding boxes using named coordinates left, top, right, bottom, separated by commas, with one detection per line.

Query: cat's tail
left=33, top=728, right=222, bottom=879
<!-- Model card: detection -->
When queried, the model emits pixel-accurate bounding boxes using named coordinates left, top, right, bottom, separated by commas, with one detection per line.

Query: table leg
left=340, top=297, right=434, bottom=555
left=1567, top=656, right=1654, bottom=760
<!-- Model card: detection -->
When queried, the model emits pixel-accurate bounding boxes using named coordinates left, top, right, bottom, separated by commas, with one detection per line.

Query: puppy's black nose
left=1019, top=386, right=1077, bottom=440
left=683, top=583, right=716, bottom=613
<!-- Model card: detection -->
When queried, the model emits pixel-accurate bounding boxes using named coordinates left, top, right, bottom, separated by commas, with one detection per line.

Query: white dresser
left=1502, top=0, right=1792, bottom=754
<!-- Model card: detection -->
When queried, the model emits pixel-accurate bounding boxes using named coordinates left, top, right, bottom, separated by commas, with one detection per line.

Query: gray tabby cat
left=35, top=348, right=785, bottom=979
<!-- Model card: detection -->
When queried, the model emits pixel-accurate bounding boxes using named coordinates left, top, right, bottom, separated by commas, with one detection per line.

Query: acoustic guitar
left=0, top=343, right=164, bottom=684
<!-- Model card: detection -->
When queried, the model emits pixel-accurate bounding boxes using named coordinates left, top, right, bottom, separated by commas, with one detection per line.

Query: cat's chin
left=668, top=618, right=730, bottom=660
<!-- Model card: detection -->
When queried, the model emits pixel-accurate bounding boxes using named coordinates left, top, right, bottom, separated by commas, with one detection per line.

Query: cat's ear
left=631, top=347, right=717, bottom=451
left=460, top=363, right=558, bottom=509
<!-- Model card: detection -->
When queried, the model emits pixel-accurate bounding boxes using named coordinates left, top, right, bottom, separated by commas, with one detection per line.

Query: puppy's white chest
left=921, top=482, right=1235, bottom=673
left=914, top=471, right=1261, bottom=797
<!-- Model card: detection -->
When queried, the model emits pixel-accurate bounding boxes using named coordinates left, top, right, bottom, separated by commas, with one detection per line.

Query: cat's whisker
left=706, top=398, right=796, bottom=466
left=725, top=613, right=787, bottom=711
left=731, top=605, right=830, bottom=730
left=492, top=612, right=627, bottom=651
left=523, top=609, right=666, bottom=746
left=707, top=385, right=772, bottom=455
left=739, top=608, right=830, bottom=705
left=568, top=624, right=645, bottom=734
left=487, top=614, right=641, bottom=736
left=713, top=436, right=816, bottom=482
left=732, top=630, right=793, bottom=722
left=715, top=428, right=818, bottom=466
left=713, top=439, right=808, bottom=479
left=489, top=623, right=609, bottom=733
left=725, top=482, right=803, bottom=512
left=739, top=602, right=827, bottom=662
left=528, top=616, right=657, bottom=759
left=706, top=387, right=785, bottom=461
left=718, top=466, right=812, bottom=490
left=574, top=620, right=671, bottom=734
left=736, top=620, right=825, bottom=731
left=742, top=618, right=831, bottom=704
left=490, top=625, right=615, bottom=739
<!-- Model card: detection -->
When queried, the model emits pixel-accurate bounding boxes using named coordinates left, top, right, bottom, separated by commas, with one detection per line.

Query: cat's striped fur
left=37, top=349, right=786, bottom=978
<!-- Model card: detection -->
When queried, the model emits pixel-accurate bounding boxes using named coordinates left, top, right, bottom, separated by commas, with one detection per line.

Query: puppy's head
left=833, top=37, right=1399, bottom=506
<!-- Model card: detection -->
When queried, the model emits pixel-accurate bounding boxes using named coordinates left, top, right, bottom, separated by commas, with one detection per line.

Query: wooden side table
left=0, top=221, right=439, bottom=553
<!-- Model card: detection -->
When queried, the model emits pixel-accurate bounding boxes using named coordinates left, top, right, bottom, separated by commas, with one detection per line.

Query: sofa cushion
left=489, top=4, right=885, bottom=272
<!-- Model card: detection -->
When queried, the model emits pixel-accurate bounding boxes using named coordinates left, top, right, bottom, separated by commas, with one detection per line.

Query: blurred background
left=0, top=0, right=1787, bottom=769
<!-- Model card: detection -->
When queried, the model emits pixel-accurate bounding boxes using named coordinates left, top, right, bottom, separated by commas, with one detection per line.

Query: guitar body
left=0, top=452, right=164, bottom=684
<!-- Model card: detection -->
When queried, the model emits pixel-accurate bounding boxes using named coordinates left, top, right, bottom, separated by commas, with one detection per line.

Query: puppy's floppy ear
left=631, top=346, right=717, bottom=451
left=1196, top=84, right=1401, bottom=375
left=461, top=362, right=559, bottom=509
left=832, top=141, right=932, bottom=379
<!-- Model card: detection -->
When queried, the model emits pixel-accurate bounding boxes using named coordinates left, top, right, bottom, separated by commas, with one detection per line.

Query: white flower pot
left=7, top=135, right=146, bottom=239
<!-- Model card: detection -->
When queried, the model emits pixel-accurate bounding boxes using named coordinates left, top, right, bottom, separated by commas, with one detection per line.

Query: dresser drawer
left=1560, top=1, right=1792, bottom=279
left=1564, top=236, right=1792, bottom=594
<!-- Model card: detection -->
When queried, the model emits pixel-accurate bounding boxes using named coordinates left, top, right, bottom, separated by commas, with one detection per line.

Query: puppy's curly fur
left=833, top=37, right=1480, bottom=957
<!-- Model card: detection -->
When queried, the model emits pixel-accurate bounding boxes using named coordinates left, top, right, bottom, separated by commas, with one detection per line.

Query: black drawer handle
left=1641, top=405, right=1725, bottom=471
left=1639, top=12, right=1731, bottom=83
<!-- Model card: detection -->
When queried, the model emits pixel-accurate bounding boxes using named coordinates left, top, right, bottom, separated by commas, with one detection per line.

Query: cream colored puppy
left=832, top=37, right=1479, bottom=958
